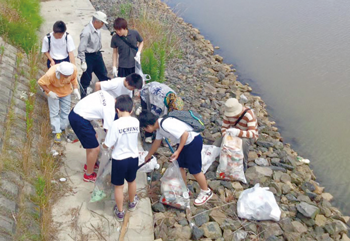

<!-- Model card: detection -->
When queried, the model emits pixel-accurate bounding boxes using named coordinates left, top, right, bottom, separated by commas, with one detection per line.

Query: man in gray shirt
left=111, top=18, right=143, bottom=77
left=78, top=11, right=109, bottom=98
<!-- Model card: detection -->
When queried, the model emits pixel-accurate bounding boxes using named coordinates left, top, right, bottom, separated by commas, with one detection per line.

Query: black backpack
left=160, top=110, right=205, bottom=133
left=46, top=32, right=69, bottom=53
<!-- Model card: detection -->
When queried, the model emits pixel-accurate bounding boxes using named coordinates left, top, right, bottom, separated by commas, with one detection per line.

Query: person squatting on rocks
left=139, top=111, right=213, bottom=206
left=137, top=81, right=184, bottom=143
left=68, top=90, right=116, bottom=182
left=78, top=11, right=110, bottom=98
left=102, top=95, right=140, bottom=221
left=42, top=21, right=76, bottom=69
left=221, top=98, right=258, bottom=170
left=37, top=62, right=80, bottom=143
left=111, top=17, right=144, bottom=77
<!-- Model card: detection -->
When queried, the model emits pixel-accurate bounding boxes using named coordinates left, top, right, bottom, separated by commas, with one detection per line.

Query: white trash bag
left=138, top=151, right=160, bottom=173
left=216, top=132, right=247, bottom=183
left=201, top=145, right=221, bottom=174
left=237, top=183, right=281, bottom=221
left=160, top=160, right=190, bottom=210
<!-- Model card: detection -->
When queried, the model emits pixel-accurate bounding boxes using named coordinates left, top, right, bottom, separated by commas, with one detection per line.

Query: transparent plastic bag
left=216, top=132, right=247, bottom=183
left=160, top=160, right=190, bottom=210
left=138, top=151, right=159, bottom=173
left=237, top=183, right=281, bottom=221
left=135, top=61, right=151, bottom=84
left=201, top=145, right=221, bottom=174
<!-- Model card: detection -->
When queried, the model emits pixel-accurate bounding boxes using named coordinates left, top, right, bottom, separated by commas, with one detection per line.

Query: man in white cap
left=38, top=62, right=81, bottom=143
left=78, top=11, right=109, bottom=98
left=221, top=98, right=258, bottom=170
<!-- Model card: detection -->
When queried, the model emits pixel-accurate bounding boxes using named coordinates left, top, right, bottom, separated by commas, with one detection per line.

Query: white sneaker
left=145, top=137, right=152, bottom=143
left=194, top=188, right=213, bottom=206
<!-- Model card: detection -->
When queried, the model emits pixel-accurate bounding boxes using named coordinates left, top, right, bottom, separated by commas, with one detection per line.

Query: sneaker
left=114, top=207, right=125, bottom=222
left=128, top=194, right=139, bottom=212
left=54, top=133, right=62, bottom=143
left=83, top=172, right=97, bottom=182
left=194, top=188, right=213, bottom=206
left=145, top=137, right=152, bottom=144
left=83, top=163, right=99, bottom=173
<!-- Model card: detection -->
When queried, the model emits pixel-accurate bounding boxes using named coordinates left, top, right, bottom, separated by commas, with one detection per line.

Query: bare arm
left=145, top=139, right=162, bottom=161
left=44, top=52, right=55, bottom=67
left=68, top=51, right=75, bottom=65
left=170, top=131, right=189, bottom=161
left=95, top=82, right=101, bottom=91
left=137, top=41, right=144, bottom=53
left=112, top=48, right=118, bottom=68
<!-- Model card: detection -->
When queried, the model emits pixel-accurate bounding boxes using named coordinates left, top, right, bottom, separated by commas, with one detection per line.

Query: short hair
left=53, top=21, right=67, bottom=33
left=125, top=73, right=143, bottom=89
left=138, top=111, right=158, bottom=128
left=113, top=18, right=128, bottom=30
left=115, top=95, right=133, bottom=113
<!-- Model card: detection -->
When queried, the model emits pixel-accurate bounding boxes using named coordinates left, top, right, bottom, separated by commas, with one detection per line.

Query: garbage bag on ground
left=237, top=183, right=281, bottom=221
left=201, top=145, right=221, bottom=174
left=160, top=160, right=190, bottom=210
left=216, top=131, right=247, bottom=183
left=138, top=151, right=160, bottom=173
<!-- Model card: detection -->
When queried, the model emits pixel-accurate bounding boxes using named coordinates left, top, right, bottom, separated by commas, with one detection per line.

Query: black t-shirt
left=110, top=29, right=143, bottom=68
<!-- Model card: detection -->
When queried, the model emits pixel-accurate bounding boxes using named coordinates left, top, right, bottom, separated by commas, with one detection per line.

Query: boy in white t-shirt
left=42, top=21, right=76, bottom=69
left=103, top=95, right=140, bottom=221
left=94, top=73, right=143, bottom=99
left=139, top=111, right=213, bottom=206
left=68, top=90, right=116, bottom=182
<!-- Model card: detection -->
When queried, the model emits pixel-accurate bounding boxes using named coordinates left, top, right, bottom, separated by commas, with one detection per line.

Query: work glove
left=134, top=51, right=141, bottom=64
left=227, top=128, right=241, bottom=137
left=135, top=106, right=142, bottom=115
left=81, top=62, right=87, bottom=72
left=73, top=88, right=81, bottom=100
left=48, top=91, right=58, bottom=100
left=112, top=66, right=118, bottom=77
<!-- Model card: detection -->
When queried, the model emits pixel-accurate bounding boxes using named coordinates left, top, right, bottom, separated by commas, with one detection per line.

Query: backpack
left=160, top=110, right=205, bottom=133
left=46, top=32, right=69, bottom=53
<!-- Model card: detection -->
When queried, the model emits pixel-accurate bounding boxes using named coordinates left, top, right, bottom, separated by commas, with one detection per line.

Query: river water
left=165, top=0, right=350, bottom=215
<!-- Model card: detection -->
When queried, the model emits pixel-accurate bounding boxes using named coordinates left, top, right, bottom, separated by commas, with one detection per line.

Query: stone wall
left=0, top=37, right=47, bottom=240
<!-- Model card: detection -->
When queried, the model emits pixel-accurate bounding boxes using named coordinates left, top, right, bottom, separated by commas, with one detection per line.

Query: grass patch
left=0, top=0, right=43, bottom=53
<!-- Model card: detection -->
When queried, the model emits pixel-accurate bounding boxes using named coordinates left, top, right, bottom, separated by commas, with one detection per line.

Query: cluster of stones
left=91, top=0, right=349, bottom=240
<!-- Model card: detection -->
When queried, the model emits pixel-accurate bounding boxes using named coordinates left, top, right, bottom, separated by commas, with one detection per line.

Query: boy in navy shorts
left=69, top=90, right=116, bottom=182
left=103, top=95, right=140, bottom=221
left=139, top=111, right=213, bottom=206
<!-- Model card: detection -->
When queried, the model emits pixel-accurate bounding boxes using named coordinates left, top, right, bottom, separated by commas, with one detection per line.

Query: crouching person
left=139, top=111, right=213, bottom=206
left=68, top=90, right=116, bottom=182
left=103, top=95, right=140, bottom=221
left=221, top=98, right=258, bottom=170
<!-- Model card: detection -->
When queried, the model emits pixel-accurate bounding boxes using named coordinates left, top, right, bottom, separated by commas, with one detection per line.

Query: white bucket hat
left=56, top=62, right=74, bottom=79
left=93, top=11, right=108, bottom=24
left=224, top=98, right=243, bottom=116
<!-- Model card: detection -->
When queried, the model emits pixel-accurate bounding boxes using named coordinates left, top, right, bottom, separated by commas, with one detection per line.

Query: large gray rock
left=220, top=219, right=241, bottom=231
left=296, top=202, right=320, bottom=219
left=324, top=220, right=348, bottom=236
left=152, top=203, right=166, bottom=212
left=201, top=222, right=223, bottom=239
left=194, top=212, right=210, bottom=227
left=191, top=226, right=204, bottom=240
left=259, top=222, right=283, bottom=239
left=245, top=166, right=273, bottom=184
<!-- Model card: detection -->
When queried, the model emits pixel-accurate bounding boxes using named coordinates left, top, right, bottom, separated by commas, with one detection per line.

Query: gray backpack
left=160, top=110, right=205, bottom=133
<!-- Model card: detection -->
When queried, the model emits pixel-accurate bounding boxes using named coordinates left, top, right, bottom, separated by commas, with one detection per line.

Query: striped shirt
left=221, top=108, right=258, bottom=140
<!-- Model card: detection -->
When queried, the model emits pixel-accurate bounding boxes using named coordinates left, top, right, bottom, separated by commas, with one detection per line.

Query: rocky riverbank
left=91, top=0, right=349, bottom=240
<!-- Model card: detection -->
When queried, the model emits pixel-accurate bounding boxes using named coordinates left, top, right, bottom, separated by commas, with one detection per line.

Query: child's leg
left=193, top=172, right=209, bottom=191
left=127, top=180, right=136, bottom=203
left=86, top=146, right=99, bottom=174
left=114, top=185, right=124, bottom=212
left=180, top=168, right=187, bottom=185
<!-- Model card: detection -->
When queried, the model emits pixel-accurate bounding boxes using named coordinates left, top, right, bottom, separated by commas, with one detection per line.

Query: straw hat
left=224, top=98, right=243, bottom=116
left=93, top=11, right=108, bottom=24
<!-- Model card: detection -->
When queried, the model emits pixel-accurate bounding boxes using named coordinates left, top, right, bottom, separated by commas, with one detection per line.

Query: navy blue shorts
left=177, top=135, right=203, bottom=175
left=111, top=157, right=138, bottom=186
left=68, top=110, right=99, bottom=149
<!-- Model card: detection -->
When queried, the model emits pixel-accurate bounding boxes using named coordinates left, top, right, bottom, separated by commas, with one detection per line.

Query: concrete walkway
left=39, top=0, right=154, bottom=240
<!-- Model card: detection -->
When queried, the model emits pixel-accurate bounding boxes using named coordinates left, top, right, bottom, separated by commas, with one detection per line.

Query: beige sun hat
left=93, top=11, right=108, bottom=24
left=224, top=98, right=243, bottom=116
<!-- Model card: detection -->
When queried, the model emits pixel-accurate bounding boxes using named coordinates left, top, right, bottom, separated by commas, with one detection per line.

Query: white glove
left=135, top=106, right=142, bottom=115
left=81, top=62, right=87, bottom=72
left=73, top=89, right=81, bottom=100
left=112, top=66, right=118, bottom=77
left=227, top=128, right=241, bottom=137
left=48, top=91, right=58, bottom=99
left=134, top=52, right=141, bottom=64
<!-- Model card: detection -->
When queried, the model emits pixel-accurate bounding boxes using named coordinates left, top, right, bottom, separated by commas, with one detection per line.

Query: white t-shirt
left=100, top=78, right=132, bottom=98
left=41, top=32, right=75, bottom=60
left=73, top=90, right=115, bottom=130
left=104, top=116, right=140, bottom=160
left=156, top=118, right=199, bottom=146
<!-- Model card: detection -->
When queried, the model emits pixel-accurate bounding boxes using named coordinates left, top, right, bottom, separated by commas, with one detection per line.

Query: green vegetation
left=0, top=0, right=43, bottom=53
